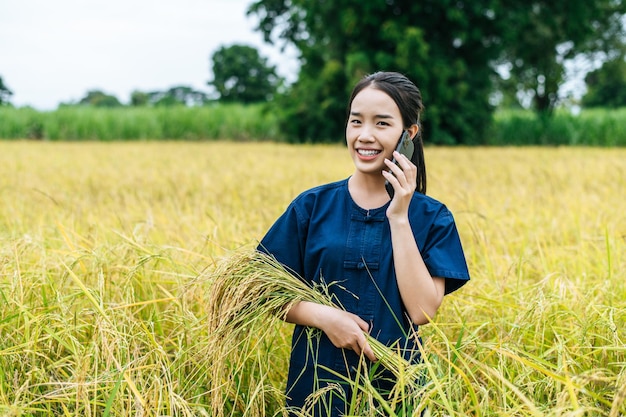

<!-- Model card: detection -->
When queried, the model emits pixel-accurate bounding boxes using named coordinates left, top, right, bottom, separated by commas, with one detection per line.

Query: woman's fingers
left=384, top=152, right=416, bottom=190
left=353, top=314, right=370, bottom=332
left=349, top=330, right=376, bottom=362
left=351, top=314, right=377, bottom=362
left=358, top=337, right=378, bottom=362
left=322, top=311, right=378, bottom=361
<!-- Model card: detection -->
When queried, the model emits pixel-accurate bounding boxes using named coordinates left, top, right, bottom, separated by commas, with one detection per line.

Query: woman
left=258, top=71, right=470, bottom=416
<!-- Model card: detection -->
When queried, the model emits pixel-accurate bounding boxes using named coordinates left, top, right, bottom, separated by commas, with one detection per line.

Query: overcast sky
left=0, top=0, right=298, bottom=110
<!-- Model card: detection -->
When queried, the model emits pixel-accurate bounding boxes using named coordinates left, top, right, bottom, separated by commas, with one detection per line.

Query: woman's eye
left=350, top=119, right=361, bottom=125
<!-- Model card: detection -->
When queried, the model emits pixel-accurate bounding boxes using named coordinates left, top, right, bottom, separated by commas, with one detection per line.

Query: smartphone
left=385, top=130, right=414, bottom=199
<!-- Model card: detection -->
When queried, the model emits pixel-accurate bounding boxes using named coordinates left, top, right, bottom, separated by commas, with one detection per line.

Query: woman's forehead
left=350, top=87, right=400, bottom=117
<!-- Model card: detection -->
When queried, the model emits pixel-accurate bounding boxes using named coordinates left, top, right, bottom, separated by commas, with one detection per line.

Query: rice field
left=0, top=141, right=625, bottom=416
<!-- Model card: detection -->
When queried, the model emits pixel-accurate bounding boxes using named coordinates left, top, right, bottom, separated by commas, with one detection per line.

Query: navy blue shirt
left=258, top=178, right=470, bottom=415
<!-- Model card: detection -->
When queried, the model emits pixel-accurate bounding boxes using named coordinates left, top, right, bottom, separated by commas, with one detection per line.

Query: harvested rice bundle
left=208, top=249, right=421, bottom=383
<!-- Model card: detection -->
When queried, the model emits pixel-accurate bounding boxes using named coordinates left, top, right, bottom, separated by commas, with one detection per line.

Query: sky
left=0, top=0, right=299, bottom=110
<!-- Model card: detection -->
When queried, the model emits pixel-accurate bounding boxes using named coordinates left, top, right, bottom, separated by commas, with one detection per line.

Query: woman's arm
left=384, top=152, right=446, bottom=325
left=285, top=301, right=378, bottom=362
left=388, top=217, right=445, bottom=324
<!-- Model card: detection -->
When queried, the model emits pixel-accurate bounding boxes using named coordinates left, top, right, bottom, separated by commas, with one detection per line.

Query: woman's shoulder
left=410, top=191, right=446, bottom=208
left=292, top=178, right=348, bottom=202
left=287, top=179, right=347, bottom=214
left=284, top=179, right=348, bottom=222
left=409, top=192, right=454, bottom=220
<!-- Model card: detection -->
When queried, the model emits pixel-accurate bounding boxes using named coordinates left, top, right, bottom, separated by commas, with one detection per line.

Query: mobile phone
left=385, top=130, right=414, bottom=199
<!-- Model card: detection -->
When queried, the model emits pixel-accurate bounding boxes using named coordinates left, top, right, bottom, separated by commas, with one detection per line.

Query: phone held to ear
left=385, top=130, right=414, bottom=199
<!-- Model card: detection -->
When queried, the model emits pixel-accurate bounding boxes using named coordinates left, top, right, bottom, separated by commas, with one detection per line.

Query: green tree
left=130, top=90, right=150, bottom=106
left=79, top=90, right=122, bottom=107
left=248, top=0, right=502, bottom=144
left=208, top=44, right=281, bottom=103
left=582, top=56, right=626, bottom=108
left=495, top=0, right=625, bottom=116
left=248, top=0, right=624, bottom=143
left=0, top=76, right=13, bottom=105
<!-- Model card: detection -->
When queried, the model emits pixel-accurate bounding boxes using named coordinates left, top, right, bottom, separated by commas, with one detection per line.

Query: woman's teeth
left=357, top=149, right=381, bottom=156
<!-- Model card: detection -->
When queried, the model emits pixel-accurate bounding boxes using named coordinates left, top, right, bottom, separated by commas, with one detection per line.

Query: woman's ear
left=408, top=124, right=420, bottom=139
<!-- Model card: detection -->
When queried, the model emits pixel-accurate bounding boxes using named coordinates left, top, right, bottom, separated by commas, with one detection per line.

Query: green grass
left=488, top=108, right=626, bottom=146
left=0, top=104, right=279, bottom=141
left=1, top=105, right=626, bottom=145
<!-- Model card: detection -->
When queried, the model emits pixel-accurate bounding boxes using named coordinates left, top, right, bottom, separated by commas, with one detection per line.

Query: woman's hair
left=347, top=71, right=427, bottom=194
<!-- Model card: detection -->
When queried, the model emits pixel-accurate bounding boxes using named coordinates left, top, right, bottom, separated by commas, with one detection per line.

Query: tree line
left=246, top=0, right=626, bottom=144
left=1, top=0, right=625, bottom=144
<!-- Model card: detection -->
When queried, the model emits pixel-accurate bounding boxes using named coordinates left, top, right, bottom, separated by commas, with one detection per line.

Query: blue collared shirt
left=258, top=178, right=470, bottom=414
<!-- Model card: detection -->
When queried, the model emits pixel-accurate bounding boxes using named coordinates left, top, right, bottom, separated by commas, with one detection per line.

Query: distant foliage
left=494, top=0, right=625, bottom=116
left=209, top=44, right=281, bottom=104
left=248, top=0, right=625, bottom=143
left=76, top=90, right=123, bottom=107
left=131, top=85, right=210, bottom=107
left=63, top=86, right=211, bottom=108
left=583, top=57, right=626, bottom=108
left=0, top=75, right=13, bottom=105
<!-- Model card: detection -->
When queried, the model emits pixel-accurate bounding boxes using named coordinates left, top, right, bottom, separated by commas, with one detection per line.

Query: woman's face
left=346, top=86, right=404, bottom=176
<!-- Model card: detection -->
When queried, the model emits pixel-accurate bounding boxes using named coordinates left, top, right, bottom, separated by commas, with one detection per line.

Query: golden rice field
left=0, top=141, right=625, bottom=416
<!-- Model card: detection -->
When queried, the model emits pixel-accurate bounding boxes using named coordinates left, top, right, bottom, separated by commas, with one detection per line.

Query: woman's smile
left=356, top=148, right=383, bottom=160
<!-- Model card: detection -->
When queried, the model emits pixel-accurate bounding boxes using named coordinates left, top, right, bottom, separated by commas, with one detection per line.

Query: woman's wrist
left=286, top=300, right=332, bottom=329
left=387, top=214, right=410, bottom=227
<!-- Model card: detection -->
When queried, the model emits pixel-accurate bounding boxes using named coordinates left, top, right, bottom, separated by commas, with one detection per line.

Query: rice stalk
left=207, top=249, right=421, bottom=385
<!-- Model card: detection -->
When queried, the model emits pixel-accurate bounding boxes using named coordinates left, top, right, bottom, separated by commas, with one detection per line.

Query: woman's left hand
left=382, top=151, right=417, bottom=219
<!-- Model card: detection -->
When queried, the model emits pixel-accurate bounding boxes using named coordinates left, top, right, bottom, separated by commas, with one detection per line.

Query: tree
left=130, top=90, right=150, bottom=106
left=582, top=56, right=626, bottom=108
left=79, top=90, right=122, bottom=107
left=248, top=0, right=624, bottom=143
left=0, top=76, right=13, bottom=105
left=495, top=0, right=625, bottom=116
left=208, top=44, right=281, bottom=103
left=248, top=0, right=502, bottom=144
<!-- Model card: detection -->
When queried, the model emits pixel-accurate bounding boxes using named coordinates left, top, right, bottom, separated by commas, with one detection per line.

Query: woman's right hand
left=285, top=301, right=377, bottom=362
left=321, top=307, right=378, bottom=362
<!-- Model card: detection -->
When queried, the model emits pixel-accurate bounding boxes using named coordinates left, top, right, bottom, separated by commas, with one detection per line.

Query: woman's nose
left=358, top=125, right=375, bottom=141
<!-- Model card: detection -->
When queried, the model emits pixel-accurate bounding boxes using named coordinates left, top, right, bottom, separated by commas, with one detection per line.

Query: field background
left=0, top=141, right=625, bottom=416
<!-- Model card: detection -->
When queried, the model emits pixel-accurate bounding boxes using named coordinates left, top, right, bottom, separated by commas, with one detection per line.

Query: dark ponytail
left=411, top=129, right=427, bottom=195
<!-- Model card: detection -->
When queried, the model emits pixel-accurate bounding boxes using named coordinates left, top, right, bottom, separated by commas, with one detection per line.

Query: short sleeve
left=257, top=202, right=308, bottom=279
left=420, top=206, right=470, bottom=294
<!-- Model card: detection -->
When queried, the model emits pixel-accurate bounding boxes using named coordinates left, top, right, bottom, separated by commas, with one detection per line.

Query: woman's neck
left=348, top=173, right=390, bottom=210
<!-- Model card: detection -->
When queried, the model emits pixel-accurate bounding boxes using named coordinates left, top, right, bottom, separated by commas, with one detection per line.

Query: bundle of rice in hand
left=207, top=249, right=420, bottom=382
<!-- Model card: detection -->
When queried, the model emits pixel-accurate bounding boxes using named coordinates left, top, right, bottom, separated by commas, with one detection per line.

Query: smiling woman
left=346, top=71, right=426, bottom=197
left=257, top=71, right=470, bottom=416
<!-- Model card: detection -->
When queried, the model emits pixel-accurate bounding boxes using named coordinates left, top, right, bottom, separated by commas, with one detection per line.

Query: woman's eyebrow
left=350, top=111, right=394, bottom=119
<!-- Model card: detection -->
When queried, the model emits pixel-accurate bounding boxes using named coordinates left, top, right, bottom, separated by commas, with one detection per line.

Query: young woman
left=258, top=71, right=470, bottom=416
